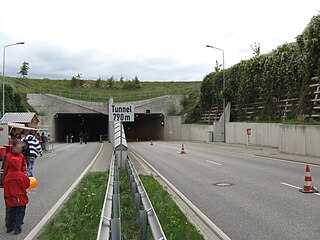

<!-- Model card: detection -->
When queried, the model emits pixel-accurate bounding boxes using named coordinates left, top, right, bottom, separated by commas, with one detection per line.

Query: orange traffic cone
left=150, top=140, right=153, bottom=146
left=300, top=165, right=318, bottom=193
left=180, top=144, right=186, bottom=154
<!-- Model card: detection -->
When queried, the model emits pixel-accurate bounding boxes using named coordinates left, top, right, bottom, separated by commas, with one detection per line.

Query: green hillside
left=8, top=77, right=200, bottom=103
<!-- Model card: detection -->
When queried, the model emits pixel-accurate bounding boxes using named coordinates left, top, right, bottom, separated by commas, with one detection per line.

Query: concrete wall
left=165, top=116, right=213, bottom=142
left=226, top=122, right=320, bottom=157
left=226, top=123, right=280, bottom=148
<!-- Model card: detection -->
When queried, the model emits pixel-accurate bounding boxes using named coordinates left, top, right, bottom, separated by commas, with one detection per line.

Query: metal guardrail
left=97, top=152, right=121, bottom=240
left=126, top=156, right=167, bottom=240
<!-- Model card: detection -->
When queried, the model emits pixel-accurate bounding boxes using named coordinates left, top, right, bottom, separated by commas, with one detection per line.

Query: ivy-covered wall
left=0, top=84, right=30, bottom=114
left=200, top=14, right=320, bottom=121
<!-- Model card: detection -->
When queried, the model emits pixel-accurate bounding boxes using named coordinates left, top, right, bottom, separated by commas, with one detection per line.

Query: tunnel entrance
left=124, top=113, right=164, bottom=141
left=54, top=113, right=108, bottom=142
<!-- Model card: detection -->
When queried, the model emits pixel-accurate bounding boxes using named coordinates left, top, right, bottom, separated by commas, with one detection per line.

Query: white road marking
left=48, top=153, right=57, bottom=158
left=281, top=182, right=320, bottom=196
left=24, top=143, right=104, bottom=240
left=206, top=160, right=222, bottom=166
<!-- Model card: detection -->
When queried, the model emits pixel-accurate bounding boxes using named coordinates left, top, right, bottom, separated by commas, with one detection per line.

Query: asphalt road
left=0, top=142, right=101, bottom=240
left=129, top=141, right=320, bottom=240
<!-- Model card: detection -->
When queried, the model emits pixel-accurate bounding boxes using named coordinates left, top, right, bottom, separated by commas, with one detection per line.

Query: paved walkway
left=91, top=142, right=113, bottom=172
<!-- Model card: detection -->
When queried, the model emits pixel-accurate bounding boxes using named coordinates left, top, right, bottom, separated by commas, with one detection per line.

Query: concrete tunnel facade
left=27, top=94, right=182, bottom=142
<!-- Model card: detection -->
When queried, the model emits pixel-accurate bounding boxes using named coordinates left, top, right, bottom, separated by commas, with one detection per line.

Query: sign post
left=109, top=103, right=134, bottom=172
left=246, top=128, right=251, bottom=146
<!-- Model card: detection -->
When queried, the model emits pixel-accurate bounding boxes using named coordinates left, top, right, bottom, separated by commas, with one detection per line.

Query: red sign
left=0, top=127, right=4, bottom=131
left=246, top=128, right=251, bottom=135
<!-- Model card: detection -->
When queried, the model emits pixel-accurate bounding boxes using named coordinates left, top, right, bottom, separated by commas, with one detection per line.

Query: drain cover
left=213, top=182, right=234, bottom=187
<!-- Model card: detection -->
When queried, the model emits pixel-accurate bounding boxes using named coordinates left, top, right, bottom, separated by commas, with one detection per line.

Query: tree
left=71, top=73, right=83, bottom=87
left=95, top=76, right=103, bottom=88
left=250, top=42, right=261, bottom=56
left=18, top=61, right=29, bottom=78
left=214, top=61, right=222, bottom=72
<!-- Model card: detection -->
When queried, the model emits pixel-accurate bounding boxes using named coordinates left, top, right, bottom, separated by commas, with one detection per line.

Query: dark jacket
left=4, top=157, right=30, bottom=207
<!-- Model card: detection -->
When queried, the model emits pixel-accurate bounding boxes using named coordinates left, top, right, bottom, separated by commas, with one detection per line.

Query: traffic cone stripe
left=300, top=164, right=318, bottom=193
left=180, top=144, right=186, bottom=154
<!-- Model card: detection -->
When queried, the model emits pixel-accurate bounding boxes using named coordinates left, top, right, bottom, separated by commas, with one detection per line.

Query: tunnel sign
left=109, top=104, right=135, bottom=122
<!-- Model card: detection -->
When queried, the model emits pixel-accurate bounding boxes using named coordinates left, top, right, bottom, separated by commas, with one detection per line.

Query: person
left=79, top=131, right=84, bottom=144
left=0, top=140, right=27, bottom=187
left=41, top=132, right=47, bottom=151
left=66, top=134, right=69, bottom=143
left=83, top=132, right=89, bottom=144
left=21, top=132, right=42, bottom=177
left=4, top=157, right=30, bottom=235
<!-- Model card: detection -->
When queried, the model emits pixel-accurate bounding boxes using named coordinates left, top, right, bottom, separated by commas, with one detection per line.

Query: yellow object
left=28, top=177, right=38, bottom=190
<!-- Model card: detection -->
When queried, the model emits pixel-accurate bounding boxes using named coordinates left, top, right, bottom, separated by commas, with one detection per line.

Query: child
left=3, top=157, right=30, bottom=235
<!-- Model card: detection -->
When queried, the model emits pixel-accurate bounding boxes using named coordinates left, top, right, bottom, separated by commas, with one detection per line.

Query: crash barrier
left=125, top=156, right=167, bottom=240
left=96, top=152, right=121, bottom=240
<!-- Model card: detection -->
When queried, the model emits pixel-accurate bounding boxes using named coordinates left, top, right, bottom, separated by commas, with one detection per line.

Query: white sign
left=109, top=104, right=135, bottom=122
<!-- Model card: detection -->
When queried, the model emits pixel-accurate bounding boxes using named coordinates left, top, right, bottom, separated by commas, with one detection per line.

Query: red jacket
left=4, top=158, right=30, bottom=207
left=0, top=152, right=27, bottom=188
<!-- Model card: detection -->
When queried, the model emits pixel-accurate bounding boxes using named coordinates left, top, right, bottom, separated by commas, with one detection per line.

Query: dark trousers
left=6, top=206, right=26, bottom=232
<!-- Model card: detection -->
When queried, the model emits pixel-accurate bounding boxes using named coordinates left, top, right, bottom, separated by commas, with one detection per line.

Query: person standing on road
left=84, top=132, right=89, bottom=144
left=4, top=157, right=30, bottom=235
left=79, top=131, right=84, bottom=144
left=41, top=132, right=47, bottom=151
left=22, top=132, right=42, bottom=177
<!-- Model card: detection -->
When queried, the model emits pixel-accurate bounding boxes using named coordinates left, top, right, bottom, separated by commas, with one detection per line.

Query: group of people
left=0, top=131, right=43, bottom=235
left=66, top=131, right=89, bottom=144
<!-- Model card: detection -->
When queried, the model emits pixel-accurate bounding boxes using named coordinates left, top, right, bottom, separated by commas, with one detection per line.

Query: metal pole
left=120, top=121, right=122, bottom=172
left=2, top=46, right=6, bottom=117
left=222, top=49, right=226, bottom=143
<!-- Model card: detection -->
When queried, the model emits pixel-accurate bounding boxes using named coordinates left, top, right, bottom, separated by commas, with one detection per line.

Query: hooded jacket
left=0, top=152, right=27, bottom=188
left=4, top=157, right=30, bottom=207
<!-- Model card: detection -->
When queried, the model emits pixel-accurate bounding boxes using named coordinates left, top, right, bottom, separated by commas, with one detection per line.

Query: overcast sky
left=0, top=0, right=319, bottom=81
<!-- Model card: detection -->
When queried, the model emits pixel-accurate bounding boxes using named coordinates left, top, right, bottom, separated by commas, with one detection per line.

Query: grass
left=8, top=77, right=201, bottom=103
left=245, top=119, right=320, bottom=125
left=120, top=171, right=140, bottom=239
left=140, top=175, right=204, bottom=240
left=38, top=172, right=108, bottom=240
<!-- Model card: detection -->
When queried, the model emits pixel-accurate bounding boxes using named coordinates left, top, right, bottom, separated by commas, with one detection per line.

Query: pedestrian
left=84, top=132, right=89, bottom=144
left=66, top=134, right=69, bottom=143
left=21, top=132, right=42, bottom=177
left=0, top=140, right=27, bottom=230
left=3, top=157, right=30, bottom=235
left=79, top=131, right=84, bottom=144
left=41, top=132, right=47, bottom=151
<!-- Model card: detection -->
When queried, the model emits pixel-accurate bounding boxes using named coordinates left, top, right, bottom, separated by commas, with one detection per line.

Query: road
left=129, top=141, right=320, bottom=240
left=0, top=142, right=101, bottom=240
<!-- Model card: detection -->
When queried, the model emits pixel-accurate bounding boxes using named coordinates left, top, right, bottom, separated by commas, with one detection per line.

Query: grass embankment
left=38, top=172, right=107, bottom=240
left=141, top=175, right=204, bottom=240
left=8, top=77, right=200, bottom=103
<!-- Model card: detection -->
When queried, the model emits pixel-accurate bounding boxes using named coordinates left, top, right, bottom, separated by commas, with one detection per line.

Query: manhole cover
left=213, top=182, right=234, bottom=187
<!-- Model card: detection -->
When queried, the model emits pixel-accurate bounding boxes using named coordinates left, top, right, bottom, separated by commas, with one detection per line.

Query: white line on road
left=48, top=153, right=57, bottom=158
left=206, top=160, right=222, bottom=166
left=281, top=182, right=320, bottom=196
left=24, top=143, right=104, bottom=240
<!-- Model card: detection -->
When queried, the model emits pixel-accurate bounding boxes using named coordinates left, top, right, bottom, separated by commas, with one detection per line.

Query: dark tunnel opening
left=124, top=113, right=164, bottom=141
left=54, top=113, right=108, bottom=142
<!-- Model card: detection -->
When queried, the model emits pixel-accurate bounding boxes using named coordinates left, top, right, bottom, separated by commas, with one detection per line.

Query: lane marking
left=24, top=143, right=104, bottom=240
left=199, top=146, right=320, bottom=168
left=206, top=160, right=222, bottom=166
left=48, top=153, right=57, bottom=158
left=281, top=182, right=320, bottom=196
left=130, top=148, right=231, bottom=240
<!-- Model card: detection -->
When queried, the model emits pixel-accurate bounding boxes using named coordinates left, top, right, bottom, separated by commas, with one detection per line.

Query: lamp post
left=206, top=44, right=226, bottom=142
left=2, top=42, right=25, bottom=116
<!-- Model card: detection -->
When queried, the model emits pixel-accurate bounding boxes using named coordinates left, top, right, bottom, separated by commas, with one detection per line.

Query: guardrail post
left=112, top=194, right=120, bottom=218
left=131, top=182, right=137, bottom=200
left=111, top=218, right=121, bottom=240
left=135, top=193, right=141, bottom=219
left=139, top=210, right=147, bottom=240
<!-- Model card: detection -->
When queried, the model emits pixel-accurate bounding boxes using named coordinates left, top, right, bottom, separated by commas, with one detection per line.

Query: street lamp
left=2, top=42, right=25, bottom=116
left=206, top=44, right=226, bottom=142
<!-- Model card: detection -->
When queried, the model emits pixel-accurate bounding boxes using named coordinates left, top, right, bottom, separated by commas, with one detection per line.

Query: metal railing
left=126, top=156, right=167, bottom=240
left=97, top=152, right=121, bottom=240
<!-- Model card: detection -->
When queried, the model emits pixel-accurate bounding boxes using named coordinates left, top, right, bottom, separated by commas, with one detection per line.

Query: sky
left=0, top=0, right=319, bottom=81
